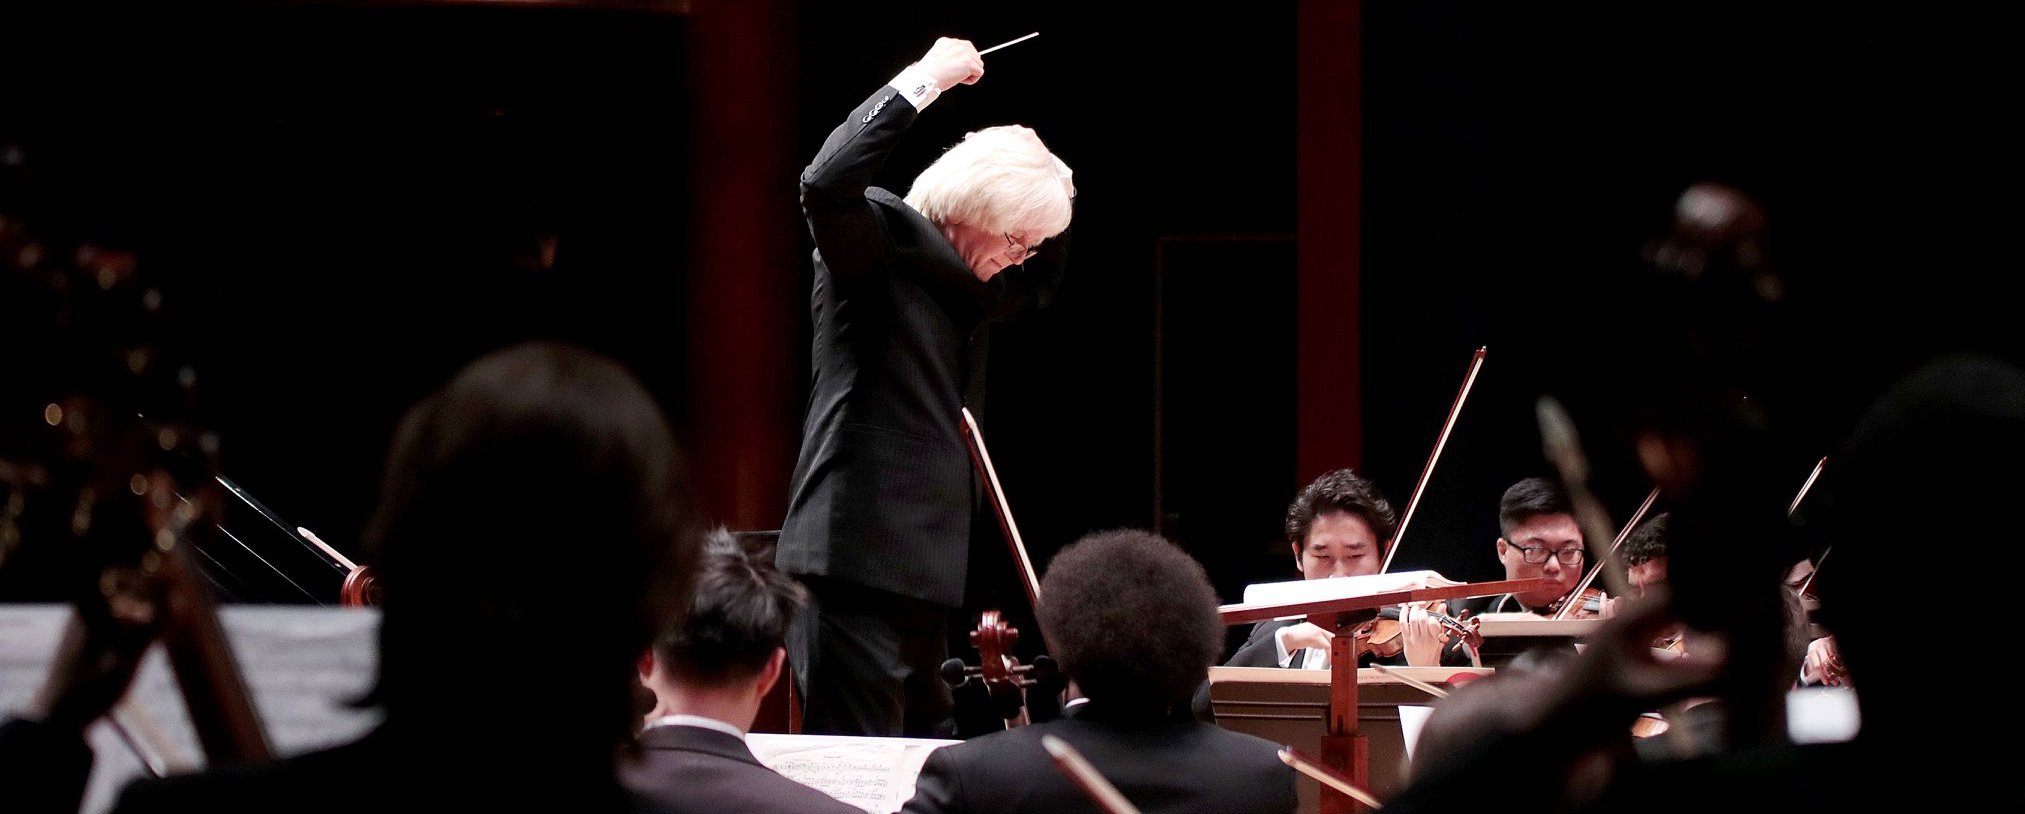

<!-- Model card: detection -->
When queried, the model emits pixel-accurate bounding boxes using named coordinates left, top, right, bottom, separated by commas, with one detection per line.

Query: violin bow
left=1791, top=456, right=1829, bottom=596
left=1553, top=486, right=1660, bottom=620
left=960, top=408, right=1044, bottom=614
left=1789, top=456, right=1827, bottom=518
left=1043, top=735, right=1144, bottom=814
left=1279, top=747, right=1385, bottom=809
left=1380, top=347, right=1488, bottom=574
left=1368, top=663, right=1450, bottom=699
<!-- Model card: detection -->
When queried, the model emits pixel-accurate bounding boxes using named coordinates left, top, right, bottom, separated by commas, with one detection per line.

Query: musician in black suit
left=779, top=36, right=1076, bottom=737
left=623, top=529, right=859, bottom=814
left=1194, top=469, right=1463, bottom=721
left=1462, top=477, right=1590, bottom=618
left=1224, top=469, right=1461, bottom=669
left=903, top=529, right=1297, bottom=814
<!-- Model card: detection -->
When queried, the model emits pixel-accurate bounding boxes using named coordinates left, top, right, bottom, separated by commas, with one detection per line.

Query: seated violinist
left=623, top=529, right=860, bottom=814
left=903, top=529, right=1298, bottom=814
left=1601, top=513, right=1676, bottom=628
left=1623, top=513, right=1670, bottom=597
left=1221, top=469, right=1459, bottom=672
left=1464, top=477, right=1595, bottom=618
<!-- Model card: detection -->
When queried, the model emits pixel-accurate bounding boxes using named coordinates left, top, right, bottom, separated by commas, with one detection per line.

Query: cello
left=944, top=408, right=1060, bottom=728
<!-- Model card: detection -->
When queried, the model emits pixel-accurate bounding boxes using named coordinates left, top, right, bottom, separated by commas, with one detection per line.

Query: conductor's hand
left=916, top=37, right=985, bottom=91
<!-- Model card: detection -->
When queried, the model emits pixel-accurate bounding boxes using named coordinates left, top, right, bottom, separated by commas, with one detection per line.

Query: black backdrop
left=5, top=4, right=2017, bottom=657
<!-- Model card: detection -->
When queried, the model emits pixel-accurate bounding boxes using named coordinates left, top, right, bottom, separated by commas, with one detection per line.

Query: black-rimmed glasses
left=1508, top=543, right=1583, bottom=565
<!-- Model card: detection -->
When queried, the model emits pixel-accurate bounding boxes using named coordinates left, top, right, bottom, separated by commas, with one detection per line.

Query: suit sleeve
left=800, top=85, right=921, bottom=280
left=899, top=747, right=966, bottom=814
left=1224, top=621, right=1291, bottom=668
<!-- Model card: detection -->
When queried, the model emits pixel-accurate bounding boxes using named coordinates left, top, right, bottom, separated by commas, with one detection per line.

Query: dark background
left=4, top=3, right=2016, bottom=653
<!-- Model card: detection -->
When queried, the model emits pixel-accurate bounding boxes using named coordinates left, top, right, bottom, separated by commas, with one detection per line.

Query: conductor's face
left=943, top=221, right=1038, bottom=282
left=1294, top=511, right=1384, bottom=580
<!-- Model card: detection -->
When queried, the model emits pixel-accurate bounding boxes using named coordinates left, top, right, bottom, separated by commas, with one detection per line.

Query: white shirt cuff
left=888, top=65, right=942, bottom=112
left=1274, top=626, right=1296, bottom=668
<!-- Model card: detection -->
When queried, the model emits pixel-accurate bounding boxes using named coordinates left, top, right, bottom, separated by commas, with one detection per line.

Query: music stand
left=1218, top=578, right=1557, bottom=814
left=1208, top=665, right=1491, bottom=813
left=1469, top=615, right=1600, bottom=669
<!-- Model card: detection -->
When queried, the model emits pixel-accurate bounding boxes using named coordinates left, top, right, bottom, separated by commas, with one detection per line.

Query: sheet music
left=1240, top=570, right=1444, bottom=606
left=745, top=733, right=958, bottom=813
left=0, top=605, right=382, bottom=814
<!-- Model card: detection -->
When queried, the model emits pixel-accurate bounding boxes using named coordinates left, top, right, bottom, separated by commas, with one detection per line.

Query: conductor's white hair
left=905, top=125, right=1075, bottom=238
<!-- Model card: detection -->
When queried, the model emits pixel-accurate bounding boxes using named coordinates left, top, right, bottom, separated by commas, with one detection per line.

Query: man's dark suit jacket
left=901, top=702, right=1297, bottom=814
left=13, top=724, right=663, bottom=814
left=776, top=85, right=1001, bottom=609
left=621, top=724, right=862, bottom=814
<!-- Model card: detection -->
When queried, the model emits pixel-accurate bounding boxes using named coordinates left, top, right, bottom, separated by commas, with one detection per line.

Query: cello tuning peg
left=940, top=657, right=975, bottom=688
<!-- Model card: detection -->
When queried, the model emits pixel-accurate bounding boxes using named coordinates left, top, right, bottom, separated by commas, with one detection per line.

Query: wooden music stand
left=1468, top=615, right=1601, bottom=669
left=1218, top=578, right=1558, bottom=814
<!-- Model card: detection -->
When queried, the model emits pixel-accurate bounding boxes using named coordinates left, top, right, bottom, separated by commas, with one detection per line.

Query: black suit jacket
left=777, top=85, right=1002, bottom=609
left=98, top=726, right=664, bottom=814
left=621, top=724, right=861, bottom=814
left=902, top=703, right=1297, bottom=814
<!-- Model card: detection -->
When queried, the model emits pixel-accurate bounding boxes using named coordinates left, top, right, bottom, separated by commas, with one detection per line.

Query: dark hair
left=1621, top=512, right=1670, bottom=567
left=365, top=342, right=698, bottom=748
left=1285, top=469, right=1398, bottom=547
left=655, top=528, right=807, bottom=686
left=1039, top=529, right=1222, bottom=718
left=1498, top=477, right=1572, bottom=538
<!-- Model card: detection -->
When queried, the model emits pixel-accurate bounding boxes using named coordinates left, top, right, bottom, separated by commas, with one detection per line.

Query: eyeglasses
left=1508, top=543, right=1584, bottom=565
left=1003, top=233, right=1038, bottom=263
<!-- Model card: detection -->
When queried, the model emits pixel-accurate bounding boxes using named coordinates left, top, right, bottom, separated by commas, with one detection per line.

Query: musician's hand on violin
left=916, top=37, right=985, bottom=90
left=1277, top=622, right=1335, bottom=655
left=1401, top=603, right=1449, bottom=667
left=1598, top=594, right=1620, bottom=620
left=1801, top=636, right=1847, bottom=687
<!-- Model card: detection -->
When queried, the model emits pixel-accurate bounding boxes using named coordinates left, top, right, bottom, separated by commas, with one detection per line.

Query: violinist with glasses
left=1466, top=477, right=1603, bottom=619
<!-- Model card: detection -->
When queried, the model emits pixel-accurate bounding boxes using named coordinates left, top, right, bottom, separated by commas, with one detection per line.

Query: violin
left=1363, top=605, right=1483, bottom=663
left=1544, top=586, right=1608, bottom=620
left=296, top=526, right=380, bottom=607
left=211, top=471, right=380, bottom=607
